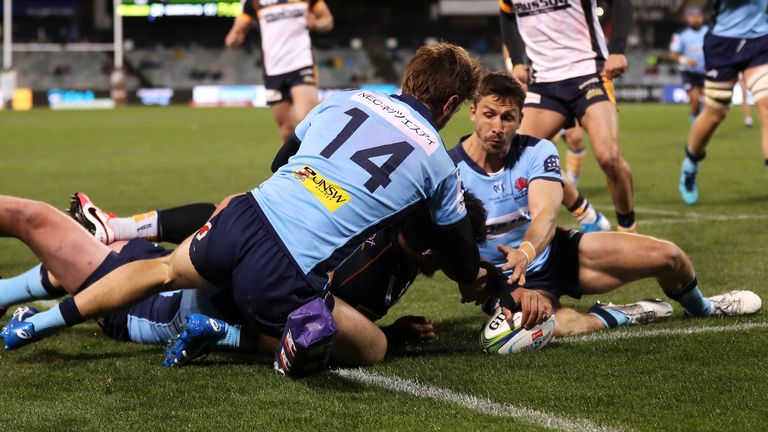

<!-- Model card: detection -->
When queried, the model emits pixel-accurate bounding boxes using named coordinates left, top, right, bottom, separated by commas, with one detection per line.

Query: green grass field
left=0, top=104, right=766, bottom=431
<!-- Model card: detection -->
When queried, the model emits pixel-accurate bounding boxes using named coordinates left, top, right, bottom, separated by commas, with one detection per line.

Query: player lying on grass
left=0, top=192, right=487, bottom=365
left=0, top=44, right=551, bottom=359
left=451, top=72, right=762, bottom=338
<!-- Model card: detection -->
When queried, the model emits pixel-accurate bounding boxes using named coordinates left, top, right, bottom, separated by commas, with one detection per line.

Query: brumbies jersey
left=670, top=26, right=708, bottom=74
left=241, top=0, right=323, bottom=76
left=252, top=90, right=465, bottom=279
left=449, top=135, right=562, bottom=275
left=500, top=0, right=609, bottom=83
left=331, top=227, right=417, bottom=321
left=711, top=0, right=768, bottom=39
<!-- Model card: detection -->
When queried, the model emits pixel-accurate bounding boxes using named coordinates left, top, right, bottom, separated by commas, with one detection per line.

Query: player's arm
left=435, top=217, right=480, bottom=284
left=225, top=12, right=253, bottom=47
left=498, top=179, right=562, bottom=287
left=307, top=0, right=333, bottom=32
left=668, top=34, right=696, bottom=68
left=603, top=0, right=633, bottom=79
left=499, top=1, right=528, bottom=85
left=271, top=133, right=302, bottom=172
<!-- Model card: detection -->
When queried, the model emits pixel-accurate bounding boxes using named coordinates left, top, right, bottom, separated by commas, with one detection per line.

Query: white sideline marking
left=593, top=205, right=768, bottom=226
left=333, top=368, right=623, bottom=432
left=555, top=322, right=768, bottom=345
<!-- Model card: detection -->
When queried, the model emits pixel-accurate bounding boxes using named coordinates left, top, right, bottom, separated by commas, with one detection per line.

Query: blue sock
left=589, top=306, right=631, bottom=328
left=0, top=264, right=59, bottom=308
left=215, top=324, right=241, bottom=350
left=26, top=304, right=67, bottom=337
left=667, top=277, right=711, bottom=317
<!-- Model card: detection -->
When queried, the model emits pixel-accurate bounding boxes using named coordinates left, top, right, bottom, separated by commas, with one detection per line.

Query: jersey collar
left=392, top=93, right=437, bottom=130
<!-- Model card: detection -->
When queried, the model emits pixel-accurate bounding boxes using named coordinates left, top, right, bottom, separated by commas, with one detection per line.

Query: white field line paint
left=592, top=205, right=768, bottom=225
left=554, top=322, right=768, bottom=345
left=333, top=368, right=624, bottom=432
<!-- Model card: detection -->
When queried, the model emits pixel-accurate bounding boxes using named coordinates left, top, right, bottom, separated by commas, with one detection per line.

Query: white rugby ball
left=479, top=307, right=556, bottom=354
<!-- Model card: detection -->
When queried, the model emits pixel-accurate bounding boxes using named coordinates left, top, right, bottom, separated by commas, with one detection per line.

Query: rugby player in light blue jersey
left=679, top=0, right=768, bottom=205
left=3, top=44, right=549, bottom=359
left=452, top=73, right=761, bottom=336
left=0, top=191, right=488, bottom=366
left=670, top=6, right=709, bottom=122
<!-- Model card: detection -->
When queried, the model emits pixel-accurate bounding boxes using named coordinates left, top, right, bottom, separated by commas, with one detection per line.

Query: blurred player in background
left=679, top=0, right=768, bottom=205
left=669, top=6, right=708, bottom=123
left=452, top=73, right=761, bottom=337
left=739, top=73, right=754, bottom=128
left=500, top=0, right=638, bottom=232
left=225, top=0, right=334, bottom=142
left=502, top=47, right=609, bottom=232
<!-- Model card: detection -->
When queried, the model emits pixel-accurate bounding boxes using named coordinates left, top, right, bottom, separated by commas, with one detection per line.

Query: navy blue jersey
left=331, top=227, right=417, bottom=321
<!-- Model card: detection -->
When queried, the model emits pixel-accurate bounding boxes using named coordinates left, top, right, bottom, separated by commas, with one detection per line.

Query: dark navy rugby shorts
left=525, top=73, right=616, bottom=128
left=188, top=193, right=326, bottom=337
left=704, top=33, right=768, bottom=82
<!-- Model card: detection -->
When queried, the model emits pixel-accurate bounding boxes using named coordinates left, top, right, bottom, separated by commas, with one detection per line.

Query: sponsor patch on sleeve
left=293, top=165, right=351, bottom=212
left=543, top=155, right=561, bottom=173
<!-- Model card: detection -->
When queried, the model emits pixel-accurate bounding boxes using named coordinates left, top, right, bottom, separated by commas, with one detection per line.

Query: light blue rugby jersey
left=712, top=0, right=768, bottom=38
left=448, top=135, right=562, bottom=277
left=252, top=90, right=466, bottom=277
left=670, top=26, right=709, bottom=74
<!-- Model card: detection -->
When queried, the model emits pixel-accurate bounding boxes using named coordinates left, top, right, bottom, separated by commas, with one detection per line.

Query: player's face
left=686, top=12, right=703, bottom=29
left=470, top=95, right=521, bottom=157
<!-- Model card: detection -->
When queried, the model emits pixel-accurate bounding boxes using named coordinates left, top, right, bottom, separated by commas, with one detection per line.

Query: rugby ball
left=479, top=307, right=556, bottom=354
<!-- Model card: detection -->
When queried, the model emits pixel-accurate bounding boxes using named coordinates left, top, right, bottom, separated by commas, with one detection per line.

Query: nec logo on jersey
left=544, top=155, right=560, bottom=173
left=293, top=165, right=351, bottom=212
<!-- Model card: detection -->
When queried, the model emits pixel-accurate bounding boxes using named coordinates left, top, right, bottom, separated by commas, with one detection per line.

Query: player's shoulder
left=509, top=134, right=558, bottom=164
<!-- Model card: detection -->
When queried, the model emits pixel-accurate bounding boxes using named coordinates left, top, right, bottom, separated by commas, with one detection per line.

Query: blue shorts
left=525, top=73, right=616, bottom=128
left=264, top=65, right=317, bottom=105
left=681, top=71, right=705, bottom=90
left=524, top=228, right=583, bottom=299
left=704, top=33, right=768, bottom=82
left=188, top=194, right=327, bottom=337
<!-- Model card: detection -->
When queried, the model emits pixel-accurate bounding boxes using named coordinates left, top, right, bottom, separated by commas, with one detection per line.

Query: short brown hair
left=472, top=72, right=525, bottom=112
left=401, top=42, right=482, bottom=111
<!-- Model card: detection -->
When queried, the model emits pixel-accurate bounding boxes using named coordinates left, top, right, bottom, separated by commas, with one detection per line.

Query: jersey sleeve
left=526, top=140, right=563, bottom=184
left=669, top=32, right=683, bottom=53
left=428, top=168, right=468, bottom=227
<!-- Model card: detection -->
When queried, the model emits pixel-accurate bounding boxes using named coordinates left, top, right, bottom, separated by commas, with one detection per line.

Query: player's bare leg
left=289, top=84, right=320, bottom=126
left=579, top=101, right=635, bottom=231
left=270, top=100, right=296, bottom=142
left=744, top=65, right=768, bottom=163
left=740, top=73, right=754, bottom=128
left=550, top=307, right=603, bottom=337
left=519, top=108, right=609, bottom=231
left=0, top=196, right=110, bottom=291
left=688, top=86, right=703, bottom=119
left=330, top=297, right=388, bottom=366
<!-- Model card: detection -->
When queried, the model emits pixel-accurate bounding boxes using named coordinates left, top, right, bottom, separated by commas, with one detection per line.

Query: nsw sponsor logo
left=513, top=177, right=528, bottom=201
left=292, top=165, right=351, bottom=212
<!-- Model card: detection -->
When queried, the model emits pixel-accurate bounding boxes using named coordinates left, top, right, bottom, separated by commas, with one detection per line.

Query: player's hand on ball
left=603, top=54, right=627, bottom=79
left=503, top=288, right=553, bottom=330
left=497, top=244, right=528, bottom=287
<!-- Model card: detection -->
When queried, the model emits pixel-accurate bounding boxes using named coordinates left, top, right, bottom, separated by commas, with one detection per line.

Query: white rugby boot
left=592, top=299, right=674, bottom=325
left=707, top=291, right=762, bottom=316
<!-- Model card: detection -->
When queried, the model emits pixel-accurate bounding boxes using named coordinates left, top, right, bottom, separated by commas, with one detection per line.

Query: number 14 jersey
left=251, top=90, right=465, bottom=278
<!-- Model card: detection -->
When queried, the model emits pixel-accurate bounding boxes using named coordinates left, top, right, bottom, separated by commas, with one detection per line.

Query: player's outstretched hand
left=458, top=261, right=502, bottom=305
left=384, top=316, right=436, bottom=346
left=502, top=288, right=553, bottom=330
left=497, top=244, right=528, bottom=287
left=603, top=54, right=628, bottom=79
